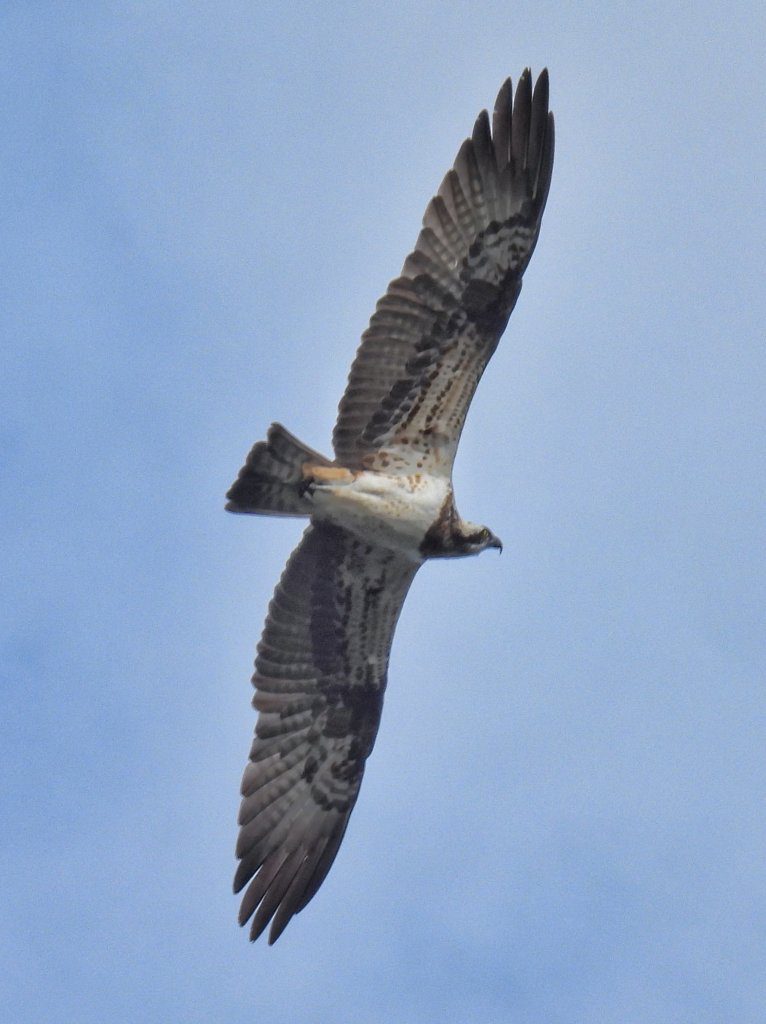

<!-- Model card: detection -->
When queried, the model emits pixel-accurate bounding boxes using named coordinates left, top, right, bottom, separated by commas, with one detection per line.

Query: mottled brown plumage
left=333, top=69, right=553, bottom=476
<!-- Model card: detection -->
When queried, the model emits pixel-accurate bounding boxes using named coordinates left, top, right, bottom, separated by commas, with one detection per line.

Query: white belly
left=311, top=471, right=450, bottom=559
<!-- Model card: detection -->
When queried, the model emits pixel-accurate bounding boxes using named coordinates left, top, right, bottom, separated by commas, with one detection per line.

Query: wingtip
left=249, top=913, right=269, bottom=943
left=471, top=107, right=491, bottom=143
left=495, top=76, right=512, bottom=108
left=514, top=68, right=533, bottom=104
left=533, top=68, right=550, bottom=109
left=267, top=919, right=288, bottom=945
left=233, top=860, right=251, bottom=895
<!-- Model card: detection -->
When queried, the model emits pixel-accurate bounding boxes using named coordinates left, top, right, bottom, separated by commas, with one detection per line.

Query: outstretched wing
left=235, top=523, right=419, bottom=943
left=333, top=69, right=554, bottom=476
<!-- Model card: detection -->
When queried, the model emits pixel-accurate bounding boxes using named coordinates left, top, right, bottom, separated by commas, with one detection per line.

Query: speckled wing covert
left=234, top=523, right=418, bottom=943
left=333, top=69, right=554, bottom=476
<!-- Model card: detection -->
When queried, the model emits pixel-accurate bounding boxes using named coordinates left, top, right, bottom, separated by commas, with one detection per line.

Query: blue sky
left=2, top=3, right=765, bottom=1021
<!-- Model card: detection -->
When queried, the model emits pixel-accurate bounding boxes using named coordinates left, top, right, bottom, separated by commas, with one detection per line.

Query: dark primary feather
left=235, top=523, right=418, bottom=943
left=332, top=69, right=554, bottom=474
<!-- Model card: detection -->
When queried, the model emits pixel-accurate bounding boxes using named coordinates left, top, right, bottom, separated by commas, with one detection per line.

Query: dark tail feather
left=225, top=423, right=331, bottom=517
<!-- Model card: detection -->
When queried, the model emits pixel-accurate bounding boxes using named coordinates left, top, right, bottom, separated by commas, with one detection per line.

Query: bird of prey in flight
left=226, top=69, right=554, bottom=943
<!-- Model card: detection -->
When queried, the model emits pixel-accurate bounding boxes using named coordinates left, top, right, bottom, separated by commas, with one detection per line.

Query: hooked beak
left=489, top=533, right=503, bottom=553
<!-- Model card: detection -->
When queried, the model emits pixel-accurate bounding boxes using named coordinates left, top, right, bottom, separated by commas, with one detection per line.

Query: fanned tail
left=226, top=423, right=331, bottom=517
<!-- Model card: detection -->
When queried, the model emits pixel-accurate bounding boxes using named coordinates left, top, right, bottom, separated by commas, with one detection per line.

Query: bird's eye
left=467, top=528, right=490, bottom=544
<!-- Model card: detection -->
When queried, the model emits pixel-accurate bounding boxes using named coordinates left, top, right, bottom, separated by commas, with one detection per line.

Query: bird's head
left=454, top=521, right=503, bottom=556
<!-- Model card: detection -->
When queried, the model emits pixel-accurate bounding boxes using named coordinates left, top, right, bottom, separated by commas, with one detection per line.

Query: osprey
left=227, top=70, right=554, bottom=943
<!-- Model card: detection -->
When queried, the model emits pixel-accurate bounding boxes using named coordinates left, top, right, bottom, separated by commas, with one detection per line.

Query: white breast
left=311, top=471, right=450, bottom=559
